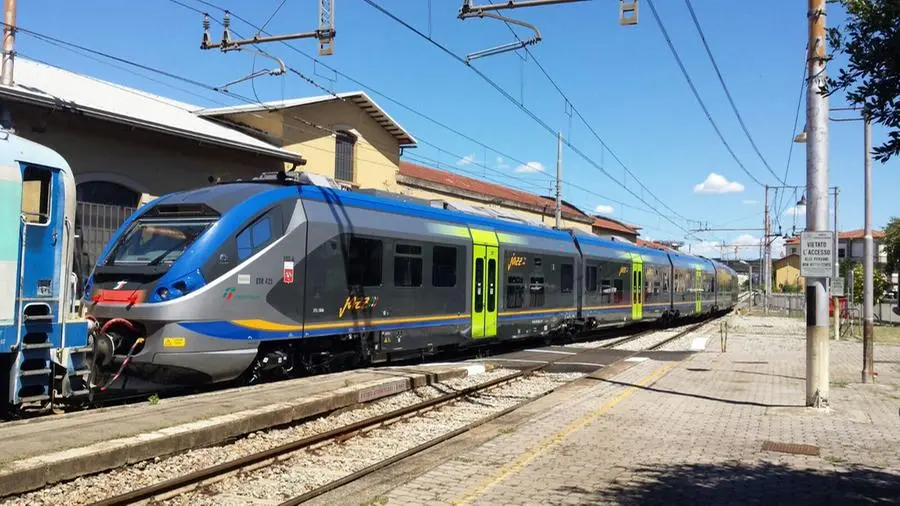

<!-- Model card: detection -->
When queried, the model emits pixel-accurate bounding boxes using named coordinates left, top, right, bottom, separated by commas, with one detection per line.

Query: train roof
left=0, top=130, right=72, bottom=173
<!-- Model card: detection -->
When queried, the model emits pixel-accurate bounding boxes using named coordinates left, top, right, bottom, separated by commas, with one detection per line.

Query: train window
left=534, top=257, right=542, bottom=267
left=432, top=246, right=457, bottom=287
left=394, top=243, right=422, bottom=287
left=586, top=266, right=598, bottom=293
left=487, top=259, right=496, bottom=312
left=600, top=279, right=612, bottom=304
left=529, top=277, right=545, bottom=307
left=613, top=279, right=624, bottom=304
left=22, top=167, right=51, bottom=224
left=506, top=276, right=524, bottom=308
left=561, top=264, right=574, bottom=293
left=346, top=237, right=383, bottom=287
left=474, top=259, right=484, bottom=312
left=237, top=215, right=273, bottom=261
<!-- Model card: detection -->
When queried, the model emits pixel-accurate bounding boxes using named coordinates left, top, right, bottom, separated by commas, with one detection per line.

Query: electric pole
left=862, top=114, right=874, bottom=383
left=833, top=187, right=839, bottom=342
left=555, top=131, right=562, bottom=229
left=805, top=0, right=830, bottom=407
left=1, top=0, right=16, bottom=86
left=763, top=185, right=770, bottom=315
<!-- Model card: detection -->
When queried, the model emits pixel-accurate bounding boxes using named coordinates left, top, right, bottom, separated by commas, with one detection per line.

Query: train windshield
left=106, top=219, right=216, bottom=266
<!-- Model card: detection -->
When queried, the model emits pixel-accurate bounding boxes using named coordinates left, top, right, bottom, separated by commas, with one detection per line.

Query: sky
left=14, top=0, right=899, bottom=259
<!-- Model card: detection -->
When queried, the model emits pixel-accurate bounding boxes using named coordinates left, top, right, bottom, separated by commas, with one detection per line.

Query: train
left=85, top=169, right=737, bottom=393
left=1, top=131, right=737, bottom=413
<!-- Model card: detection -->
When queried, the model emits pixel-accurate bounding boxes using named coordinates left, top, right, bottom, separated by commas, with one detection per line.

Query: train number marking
left=163, top=337, right=186, bottom=348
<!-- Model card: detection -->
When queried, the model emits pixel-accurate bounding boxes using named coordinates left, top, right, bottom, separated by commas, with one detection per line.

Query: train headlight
left=149, top=269, right=206, bottom=303
left=156, top=287, right=170, bottom=300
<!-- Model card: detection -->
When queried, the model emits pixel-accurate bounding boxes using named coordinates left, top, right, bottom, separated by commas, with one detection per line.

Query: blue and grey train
left=83, top=169, right=738, bottom=393
left=1, top=132, right=93, bottom=415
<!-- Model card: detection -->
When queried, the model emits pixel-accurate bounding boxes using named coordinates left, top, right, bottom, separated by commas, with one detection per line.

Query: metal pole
left=749, top=263, right=753, bottom=310
left=763, top=185, right=770, bottom=315
left=862, top=115, right=874, bottom=383
left=1, top=0, right=16, bottom=86
left=805, top=0, right=830, bottom=407
left=555, top=131, right=562, bottom=229
left=834, top=187, right=840, bottom=341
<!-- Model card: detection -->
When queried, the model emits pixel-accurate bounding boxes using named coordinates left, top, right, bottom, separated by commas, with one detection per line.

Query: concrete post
left=805, top=0, right=830, bottom=407
left=862, top=116, right=875, bottom=383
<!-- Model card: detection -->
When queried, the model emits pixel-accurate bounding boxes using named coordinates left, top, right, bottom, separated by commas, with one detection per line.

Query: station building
left=0, top=57, right=648, bottom=280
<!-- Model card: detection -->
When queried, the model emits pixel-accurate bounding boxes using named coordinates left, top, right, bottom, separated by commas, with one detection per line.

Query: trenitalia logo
left=223, top=287, right=235, bottom=300
left=222, top=287, right=259, bottom=302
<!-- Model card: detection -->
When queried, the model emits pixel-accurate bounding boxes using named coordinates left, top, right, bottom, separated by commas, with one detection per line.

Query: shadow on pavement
left=555, top=462, right=900, bottom=505
left=599, top=378, right=803, bottom=408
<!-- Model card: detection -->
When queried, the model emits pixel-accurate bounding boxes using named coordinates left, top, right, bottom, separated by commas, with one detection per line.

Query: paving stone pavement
left=382, top=316, right=900, bottom=505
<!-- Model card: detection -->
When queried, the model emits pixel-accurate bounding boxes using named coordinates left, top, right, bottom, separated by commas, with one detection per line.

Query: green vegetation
left=148, top=394, right=160, bottom=405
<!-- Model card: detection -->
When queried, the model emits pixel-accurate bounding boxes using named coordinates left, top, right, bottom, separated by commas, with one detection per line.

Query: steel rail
left=88, top=364, right=548, bottom=506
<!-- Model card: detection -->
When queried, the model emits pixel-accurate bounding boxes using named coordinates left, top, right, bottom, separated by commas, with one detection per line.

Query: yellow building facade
left=773, top=254, right=804, bottom=292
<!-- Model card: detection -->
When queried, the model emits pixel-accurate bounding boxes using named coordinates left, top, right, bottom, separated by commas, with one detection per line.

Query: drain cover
left=761, top=441, right=820, bottom=456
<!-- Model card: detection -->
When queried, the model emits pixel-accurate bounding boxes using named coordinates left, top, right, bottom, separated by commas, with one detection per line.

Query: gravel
left=2, top=368, right=556, bottom=506
left=163, top=371, right=582, bottom=505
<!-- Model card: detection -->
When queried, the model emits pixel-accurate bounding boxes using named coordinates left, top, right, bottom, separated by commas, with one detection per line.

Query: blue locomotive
left=84, top=169, right=737, bottom=393
left=1, top=131, right=92, bottom=415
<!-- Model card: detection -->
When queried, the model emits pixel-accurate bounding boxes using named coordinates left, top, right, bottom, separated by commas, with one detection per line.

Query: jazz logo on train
left=507, top=255, right=526, bottom=271
left=338, top=295, right=379, bottom=319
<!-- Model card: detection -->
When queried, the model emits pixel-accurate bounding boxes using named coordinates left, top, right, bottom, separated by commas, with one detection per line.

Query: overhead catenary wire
left=644, top=0, right=766, bottom=188
left=683, top=0, right=784, bottom=185
left=167, top=0, right=669, bottom=223
left=358, top=0, right=697, bottom=238
left=498, top=19, right=691, bottom=225
left=775, top=45, right=809, bottom=225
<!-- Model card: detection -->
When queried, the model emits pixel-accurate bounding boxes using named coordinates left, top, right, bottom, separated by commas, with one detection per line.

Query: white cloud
left=693, top=173, right=745, bottom=194
left=784, top=205, right=806, bottom=217
left=514, top=161, right=546, bottom=173
left=742, top=199, right=759, bottom=205
left=457, top=154, right=477, bottom=166
left=495, top=156, right=509, bottom=169
left=594, top=204, right=615, bottom=214
left=733, top=234, right=760, bottom=247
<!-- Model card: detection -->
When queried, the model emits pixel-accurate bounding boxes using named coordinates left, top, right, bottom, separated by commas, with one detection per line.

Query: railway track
left=86, top=317, right=715, bottom=506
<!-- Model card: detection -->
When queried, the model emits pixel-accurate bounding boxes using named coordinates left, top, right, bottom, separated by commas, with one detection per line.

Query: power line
left=644, top=0, right=766, bottom=188
left=168, top=0, right=672, bottom=227
left=683, top=0, right=783, bottom=185
left=776, top=46, right=809, bottom=223
left=498, top=19, right=691, bottom=224
left=359, top=0, right=697, bottom=238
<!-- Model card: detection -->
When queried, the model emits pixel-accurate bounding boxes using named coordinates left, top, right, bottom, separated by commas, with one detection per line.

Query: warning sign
left=800, top=231, right=834, bottom=278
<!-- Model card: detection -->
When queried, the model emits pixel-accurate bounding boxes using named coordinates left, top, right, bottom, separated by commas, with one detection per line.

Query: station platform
left=319, top=315, right=900, bottom=506
left=0, top=362, right=484, bottom=497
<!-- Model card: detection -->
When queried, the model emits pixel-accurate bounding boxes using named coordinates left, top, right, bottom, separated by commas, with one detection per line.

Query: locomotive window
left=394, top=242, right=422, bottom=287
left=561, top=264, right=574, bottom=293
left=346, top=237, right=382, bottom=287
left=22, top=166, right=51, bottom=224
left=529, top=277, right=545, bottom=307
left=506, top=275, right=524, bottom=309
left=237, top=215, right=273, bottom=261
left=432, top=246, right=457, bottom=287
left=586, top=266, right=598, bottom=293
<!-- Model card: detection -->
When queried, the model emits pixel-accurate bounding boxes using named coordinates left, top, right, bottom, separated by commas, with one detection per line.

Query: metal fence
left=74, top=201, right=135, bottom=284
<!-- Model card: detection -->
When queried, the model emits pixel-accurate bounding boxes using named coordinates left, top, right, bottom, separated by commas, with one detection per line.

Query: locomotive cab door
left=470, top=230, right=498, bottom=339
left=631, top=254, right=643, bottom=321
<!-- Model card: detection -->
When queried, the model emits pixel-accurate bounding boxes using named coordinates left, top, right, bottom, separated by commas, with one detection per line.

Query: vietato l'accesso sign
left=800, top=231, right=834, bottom=278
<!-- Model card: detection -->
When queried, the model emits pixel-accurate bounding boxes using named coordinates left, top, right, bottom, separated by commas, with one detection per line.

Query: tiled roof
left=198, top=91, right=417, bottom=146
left=0, top=58, right=302, bottom=163
left=593, top=216, right=639, bottom=236
left=636, top=238, right=669, bottom=250
left=398, top=161, right=591, bottom=222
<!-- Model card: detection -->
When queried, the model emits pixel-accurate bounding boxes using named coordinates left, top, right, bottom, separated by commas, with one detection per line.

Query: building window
left=76, top=181, right=141, bottom=208
left=432, top=246, right=457, bottom=287
left=394, top=243, right=423, bottom=287
left=839, top=248, right=846, bottom=258
left=346, top=237, right=382, bottom=287
left=22, top=166, right=51, bottom=224
left=335, top=130, right=356, bottom=182
left=236, top=214, right=273, bottom=260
